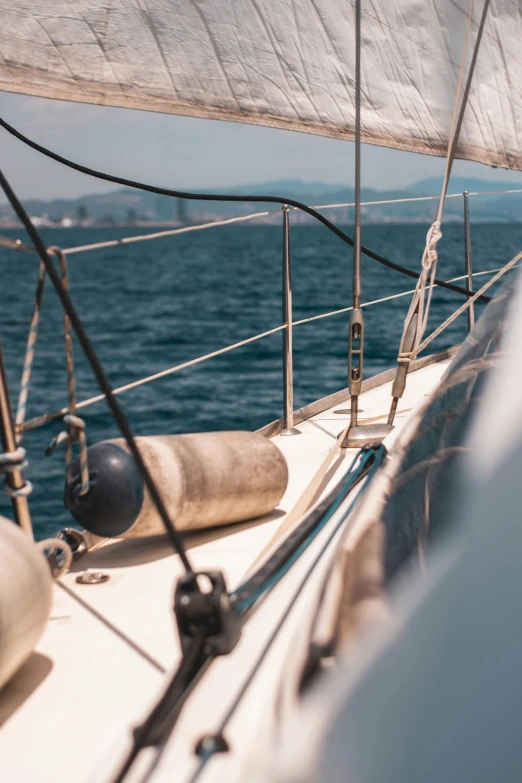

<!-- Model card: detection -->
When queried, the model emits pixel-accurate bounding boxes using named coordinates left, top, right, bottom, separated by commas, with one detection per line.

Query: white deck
left=0, top=359, right=450, bottom=783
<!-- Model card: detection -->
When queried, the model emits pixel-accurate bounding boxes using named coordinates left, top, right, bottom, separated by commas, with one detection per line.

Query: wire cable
left=17, top=263, right=513, bottom=437
left=0, top=116, right=490, bottom=304
left=3, top=189, right=522, bottom=259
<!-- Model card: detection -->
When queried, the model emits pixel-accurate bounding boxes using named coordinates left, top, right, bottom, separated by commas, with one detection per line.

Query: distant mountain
left=213, top=179, right=345, bottom=199
left=2, top=176, right=522, bottom=226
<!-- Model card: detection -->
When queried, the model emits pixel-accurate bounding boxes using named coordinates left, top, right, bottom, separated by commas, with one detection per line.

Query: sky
left=2, top=90, right=522, bottom=201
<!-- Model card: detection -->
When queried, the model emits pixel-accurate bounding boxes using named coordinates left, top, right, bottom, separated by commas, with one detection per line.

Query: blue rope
left=233, top=445, right=386, bottom=614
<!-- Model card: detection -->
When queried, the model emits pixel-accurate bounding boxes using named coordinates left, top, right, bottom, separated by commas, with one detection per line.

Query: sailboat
left=1, top=1, right=522, bottom=781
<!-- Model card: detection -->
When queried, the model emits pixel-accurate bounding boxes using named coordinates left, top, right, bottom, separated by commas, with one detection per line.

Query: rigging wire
left=415, top=250, right=522, bottom=356
left=0, top=167, right=195, bottom=575
left=2, top=188, right=522, bottom=259
left=16, top=263, right=513, bottom=437
left=0, top=116, right=489, bottom=304
left=347, top=0, right=364, bottom=432
left=389, top=0, right=492, bottom=425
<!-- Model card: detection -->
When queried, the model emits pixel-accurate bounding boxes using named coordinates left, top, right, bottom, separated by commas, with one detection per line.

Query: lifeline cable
left=0, top=117, right=490, bottom=304
left=0, top=167, right=195, bottom=574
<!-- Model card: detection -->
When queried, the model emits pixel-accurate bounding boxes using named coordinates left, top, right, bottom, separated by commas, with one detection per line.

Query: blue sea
left=0, top=221, right=520, bottom=538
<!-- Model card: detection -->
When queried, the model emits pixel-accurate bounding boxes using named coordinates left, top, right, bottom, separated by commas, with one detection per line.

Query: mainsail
left=0, top=0, right=521, bottom=169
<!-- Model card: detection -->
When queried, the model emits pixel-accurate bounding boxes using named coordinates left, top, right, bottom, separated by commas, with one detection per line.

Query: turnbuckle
left=174, top=571, right=241, bottom=657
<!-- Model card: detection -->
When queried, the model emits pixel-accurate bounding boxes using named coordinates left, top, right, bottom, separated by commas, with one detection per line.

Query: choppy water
left=0, top=221, right=520, bottom=538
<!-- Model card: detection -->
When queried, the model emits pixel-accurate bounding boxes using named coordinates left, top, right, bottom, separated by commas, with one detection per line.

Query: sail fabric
left=1, top=0, right=521, bottom=169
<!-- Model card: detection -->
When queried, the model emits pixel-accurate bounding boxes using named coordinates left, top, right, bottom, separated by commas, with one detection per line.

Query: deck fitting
left=76, top=570, right=110, bottom=585
left=195, top=732, right=229, bottom=758
left=340, top=423, right=393, bottom=449
left=280, top=427, right=301, bottom=436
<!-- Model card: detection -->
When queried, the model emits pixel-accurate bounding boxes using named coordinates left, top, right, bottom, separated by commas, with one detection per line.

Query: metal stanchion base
left=280, top=427, right=301, bottom=436
left=339, top=422, right=393, bottom=449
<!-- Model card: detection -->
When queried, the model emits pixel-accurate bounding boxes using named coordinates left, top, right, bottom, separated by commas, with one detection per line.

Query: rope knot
left=46, top=414, right=90, bottom=496
left=0, top=446, right=27, bottom=472
left=423, top=221, right=442, bottom=269
left=0, top=447, right=33, bottom=498
left=63, top=413, right=86, bottom=440
left=46, top=414, right=86, bottom=455
left=4, top=480, right=33, bottom=498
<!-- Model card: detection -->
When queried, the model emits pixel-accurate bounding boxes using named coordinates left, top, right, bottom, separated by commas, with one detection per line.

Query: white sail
left=0, top=0, right=521, bottom=170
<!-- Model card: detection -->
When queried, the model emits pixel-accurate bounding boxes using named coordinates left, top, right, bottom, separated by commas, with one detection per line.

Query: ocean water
left=0, top=221, right=520, bottom=539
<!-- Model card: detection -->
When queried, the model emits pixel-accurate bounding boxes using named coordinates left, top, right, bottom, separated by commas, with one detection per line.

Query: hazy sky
left=2, top=90, right=522, bottom=201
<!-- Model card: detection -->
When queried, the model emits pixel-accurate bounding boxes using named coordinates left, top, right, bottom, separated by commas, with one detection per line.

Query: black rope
left=0, top=167, right=194, bottom=574
left=111, top=630, right=208, bottom=783
left=0, top=117, right=490, bottom=304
